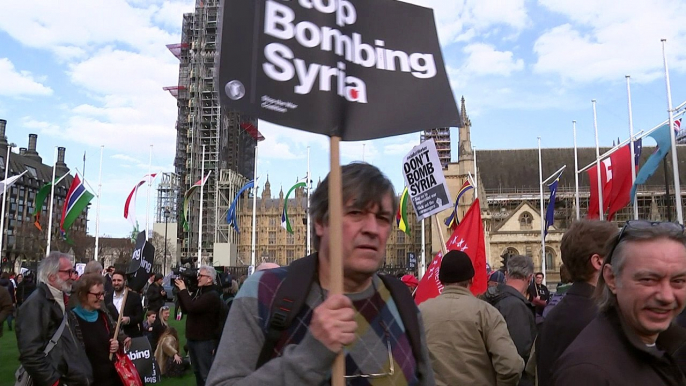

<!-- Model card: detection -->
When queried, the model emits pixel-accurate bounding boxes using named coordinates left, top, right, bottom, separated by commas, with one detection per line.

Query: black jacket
left=536, top=282, right=597, bottom=386
left=0, top=286, right=12, bottom=337
left=485, top=283, right=537, bottom=362
left=178, top=285, right=222, bottom=341
left=15, top=283, right=93, bottom=386
left=146, top=282, right=165, bottom=313
left=553, top=308, right=686, bottom=386
left=105, top=289, right=144, bottom=337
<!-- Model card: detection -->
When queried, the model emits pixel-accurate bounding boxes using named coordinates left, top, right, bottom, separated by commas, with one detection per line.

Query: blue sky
left=1, top=0, right=685, bottom=238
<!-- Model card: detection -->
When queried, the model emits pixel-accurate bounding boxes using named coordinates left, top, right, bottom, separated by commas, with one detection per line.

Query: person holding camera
left=147, top=273, right=166, bottom=314
left=175, top=265, right=222, bottom=386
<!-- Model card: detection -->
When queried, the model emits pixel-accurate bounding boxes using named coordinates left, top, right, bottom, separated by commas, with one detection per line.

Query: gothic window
left=268, top=231, right=276, bottom=244
left=545, top=247, right=556, bottom=271
left=287, top=232, right=294, bottom=245
left=503, top=247, right=519, bottom=257
left=519, top=212, right=533, bottom=230
left=397, top=231, right=405, bottom=244
left=286, top=249, right=295, bottom=265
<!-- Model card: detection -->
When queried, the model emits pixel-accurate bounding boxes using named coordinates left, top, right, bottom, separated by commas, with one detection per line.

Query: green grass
left=0, top=312, right=197, bottom=386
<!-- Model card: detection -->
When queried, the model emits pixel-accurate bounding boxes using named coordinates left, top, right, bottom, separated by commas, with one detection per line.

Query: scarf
left=74, top=305, right=99, bottom=322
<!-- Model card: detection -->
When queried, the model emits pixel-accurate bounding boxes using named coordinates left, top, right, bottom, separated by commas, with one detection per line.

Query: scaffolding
left=421, top=127, right=451, bottom=169
left=169, top=0, right=257, bottom=265
left=155, top=172, right=179, bottom=222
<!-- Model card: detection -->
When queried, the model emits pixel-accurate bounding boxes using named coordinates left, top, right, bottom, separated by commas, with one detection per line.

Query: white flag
left=0, top=171, right=27, bottom=195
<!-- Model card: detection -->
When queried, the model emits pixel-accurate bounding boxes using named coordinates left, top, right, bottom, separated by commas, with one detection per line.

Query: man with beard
left=105, top=270, right=144, bottom=337
left=16, top=252, right=93, bottom=385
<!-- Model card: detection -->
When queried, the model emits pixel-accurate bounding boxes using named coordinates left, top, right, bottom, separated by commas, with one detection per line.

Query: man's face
left=535, top=274, right=543, bottom=285
left=315, top=194, right=394, bottom=277
left=197, top=269, right=213, bottom=287
left=51, top=257, right=76, bottom=292
left=112, top=274, right=125, bottom=293
left=606, top=238, right=686, bottom=344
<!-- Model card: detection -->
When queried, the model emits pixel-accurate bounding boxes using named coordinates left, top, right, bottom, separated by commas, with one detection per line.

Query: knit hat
left=489, top=270, right=505, bottom=284
left=439, top=250, right=475, bottom=284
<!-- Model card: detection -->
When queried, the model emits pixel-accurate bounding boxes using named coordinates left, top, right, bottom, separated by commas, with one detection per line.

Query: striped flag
left=33, top=173, right=67, bottom=230
left=544, top=172, right=561, bottom=238
left=182, top=172, right=211, bottom=231
left=123, top=174, right=158, bottom=228
left=396, top=187, right=410, bottom=235
left=281, top=180, right=307, bottom=233
left=444, top=179, right=473, bottom=230
left=60, top=173, right=94, bottom=234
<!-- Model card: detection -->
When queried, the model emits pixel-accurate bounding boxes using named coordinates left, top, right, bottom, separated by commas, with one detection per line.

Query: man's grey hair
left=596, top=223, right=686, bottom=311
left=506, top=255, right=534, bottom=280
left=84, top=260, right=103, bottom=275
left=38, top=251, right=74, bottom=283
left=199, top=265, right=217, bottom=283
left=310, top=162, right=397, bottom=251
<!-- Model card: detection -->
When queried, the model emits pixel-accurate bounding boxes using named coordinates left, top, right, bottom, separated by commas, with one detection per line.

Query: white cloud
left=533, top=0, right=686, bottom=83
left=111, top=154, right=140, bottom=164
left=403, top=0, right=529, bottom=46
left=0, top=58, right=53, bottom=97
left=19, top=117, right=60, bottom=136
left=462, top=43, right=524, bottom=76
left=383, top=140, right=418, bottom=156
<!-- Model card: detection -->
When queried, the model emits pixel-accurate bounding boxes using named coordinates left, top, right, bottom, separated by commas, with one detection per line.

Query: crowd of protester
left=5, top=163, right=686, bottom=386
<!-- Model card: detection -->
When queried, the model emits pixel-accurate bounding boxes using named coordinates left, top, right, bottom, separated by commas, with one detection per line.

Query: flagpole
left=94, top=145, right=103, bottom=261
left=46, top=147, right=58, bottom=255
left=473, top=146, right=478, bottom=200
left=0, top=143, right=15, bottom=260
left=145, top=145, right=152, bottom=240
left=251, top=143, right=258, bottom=272
left=592, top=100, right=604, bottom=221
left=420, top=219, right=426, bottom=279
left=538, top=137, right=546, bottom=282
left=573, top=121, right=580, bottom=220
left=626, top=76, right=639, bottom=220
left=306, top=146, right=311, bottom=256
left=662, top=39, right=683, bottom=224
left=198, top=145, right=205, bottom=268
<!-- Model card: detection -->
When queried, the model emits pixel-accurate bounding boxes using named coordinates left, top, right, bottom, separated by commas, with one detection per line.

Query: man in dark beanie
left=419, top=250, right=523, bottom=385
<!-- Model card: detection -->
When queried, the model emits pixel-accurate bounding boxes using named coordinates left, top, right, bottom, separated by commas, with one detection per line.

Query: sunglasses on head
left=605, top=220, right=685, bottom=264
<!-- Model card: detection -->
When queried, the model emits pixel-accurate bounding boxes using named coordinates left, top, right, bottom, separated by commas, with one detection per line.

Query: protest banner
left=218, top=0, right=460, bottom=140
left=127, top=337, right=161, bottom=384
left=126, top=231, right=155, bottom=292
left=402, top=139, right=452, bottom=221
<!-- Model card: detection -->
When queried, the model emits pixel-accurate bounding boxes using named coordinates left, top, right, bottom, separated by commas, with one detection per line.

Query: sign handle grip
left=329, top=136, right=345, bottom=386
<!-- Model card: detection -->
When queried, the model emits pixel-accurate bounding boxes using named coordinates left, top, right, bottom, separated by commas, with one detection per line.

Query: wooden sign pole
left=434, top=215, right=448, bottom=255
left=329, top=136, right=345, bottom=385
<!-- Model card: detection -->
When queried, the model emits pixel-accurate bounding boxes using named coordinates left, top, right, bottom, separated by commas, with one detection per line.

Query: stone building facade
left=235, top=177, right=431, bottom=272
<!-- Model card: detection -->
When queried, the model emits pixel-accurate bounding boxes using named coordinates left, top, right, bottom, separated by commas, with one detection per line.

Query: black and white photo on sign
left=402, top=139, right=452, bottom=220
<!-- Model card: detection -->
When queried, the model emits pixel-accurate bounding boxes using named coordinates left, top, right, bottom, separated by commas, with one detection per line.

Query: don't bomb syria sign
left=218, top=0, right=460, bottom=140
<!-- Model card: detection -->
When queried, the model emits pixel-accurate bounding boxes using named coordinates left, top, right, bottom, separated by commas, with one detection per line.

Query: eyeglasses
left=59, top=269, right=77, bottom=276
left=343, top=321, right=395, bottom=380
left=88, top=291, right=105, bottom=299
left=197, top=274, right=212, bottom=280
left=605, top=220, right=685, bottom=264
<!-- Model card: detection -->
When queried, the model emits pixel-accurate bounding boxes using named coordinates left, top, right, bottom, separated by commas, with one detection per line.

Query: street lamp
left=164, top=207, right=170, bottom=275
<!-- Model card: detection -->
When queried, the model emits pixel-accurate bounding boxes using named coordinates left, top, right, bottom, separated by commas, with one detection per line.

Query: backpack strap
left=44, top=312, right=68, bottom=355
left=378, top=274, right=422, bottom=365
left=256, top=253, right=318, bottom=369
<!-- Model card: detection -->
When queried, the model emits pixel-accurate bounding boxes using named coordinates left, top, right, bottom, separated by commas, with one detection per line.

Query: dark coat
left=178, top=285, right=222, bottom=341
left=485, top=283, right=537, bottom=361
left=146, top=282, right=165, bottom=313
left=552, top=308, right=686, bottom=386
left=15, top=283, right=93, bottom=386
left=105, top=290, right=144, bottom=337
left=536, top=282, right=597, bottom=386
left=0, top=286, right=12, bottom=337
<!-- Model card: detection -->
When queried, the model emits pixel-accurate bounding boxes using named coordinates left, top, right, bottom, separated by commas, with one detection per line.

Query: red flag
left=414, top=199, right=487, bottom=305
left=607, top=145, right=633, bottom=220
left=586, top=161, right=612, bottom=219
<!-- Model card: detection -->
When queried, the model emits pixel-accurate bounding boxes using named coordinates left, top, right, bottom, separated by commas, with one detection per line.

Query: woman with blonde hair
left=155, top=326, right=188, bottom=377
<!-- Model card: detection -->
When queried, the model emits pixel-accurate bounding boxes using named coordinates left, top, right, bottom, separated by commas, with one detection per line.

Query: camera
left=171, top=257, right=199, bottom=292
